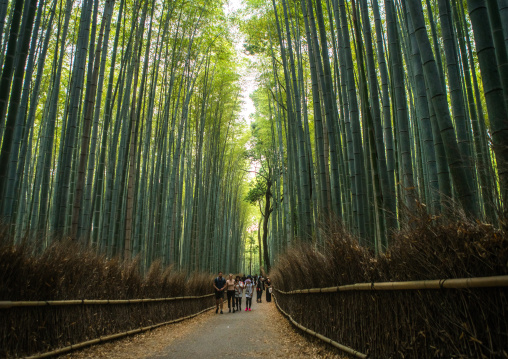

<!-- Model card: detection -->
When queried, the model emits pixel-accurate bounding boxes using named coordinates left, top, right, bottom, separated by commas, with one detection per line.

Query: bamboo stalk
left=275, top=275, right=508, bottom=294
left=0, top=293, right=214, bottom=309
left=24, top=306, right=215, bottom=359
left=274, top=295, right=367, bottom=358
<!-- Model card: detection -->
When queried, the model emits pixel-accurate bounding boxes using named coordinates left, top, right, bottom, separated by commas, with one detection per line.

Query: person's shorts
left=215, top=291, right=224, bottom=299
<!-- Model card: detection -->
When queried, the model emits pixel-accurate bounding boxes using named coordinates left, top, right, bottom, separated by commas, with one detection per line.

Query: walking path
left=63, top=298, right=343, bottom=358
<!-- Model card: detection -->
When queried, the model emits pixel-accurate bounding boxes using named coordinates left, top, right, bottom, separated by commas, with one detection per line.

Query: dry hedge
left=272, top=211, right=508, bottom=358
left=0, top=239, right=214, bottom=358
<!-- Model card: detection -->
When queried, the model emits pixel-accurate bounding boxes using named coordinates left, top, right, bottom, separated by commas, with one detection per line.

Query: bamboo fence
left=0, top=293, right=214, bottom=309
left=274, top=295, right=367, bottom=358
left=274, top=274, right=508, bottom=295
left=274, top=275, right=508, bottom=358
left=24, top=306, right=214, bottom=359
left=1, top=293, right=215, bottom=357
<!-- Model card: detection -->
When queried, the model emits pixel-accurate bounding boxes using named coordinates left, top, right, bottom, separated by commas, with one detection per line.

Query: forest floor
left=61, top=297, right=344, bottom=358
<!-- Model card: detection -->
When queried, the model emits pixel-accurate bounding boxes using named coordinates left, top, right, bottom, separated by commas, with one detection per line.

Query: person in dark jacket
left=265, top=277, right=272, bottom=302
left=213, top=271, right=227, bottom=314
left=256, top=276, right=264, bottom=303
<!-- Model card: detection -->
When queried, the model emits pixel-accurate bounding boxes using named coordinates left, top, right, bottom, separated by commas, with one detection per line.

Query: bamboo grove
left=0, top=0, right=252, bottom=273
left=243, top=0, right=508, bottom=263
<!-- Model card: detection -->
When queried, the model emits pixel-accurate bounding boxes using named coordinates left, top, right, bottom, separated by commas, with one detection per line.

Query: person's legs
left=220, top=296, right=224, bottom=313
left=231, top=291, right=236, bottom=311
left=239, top=297, right=242, bottom=311
left=215, top=291, right=220, bottom=313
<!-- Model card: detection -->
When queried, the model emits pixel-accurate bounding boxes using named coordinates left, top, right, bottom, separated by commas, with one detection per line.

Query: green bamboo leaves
left=0, top=0, right=250, bottom=273
left=2, top=0, right=508, bottom=273
left=245, top=0, right=508, bottom=258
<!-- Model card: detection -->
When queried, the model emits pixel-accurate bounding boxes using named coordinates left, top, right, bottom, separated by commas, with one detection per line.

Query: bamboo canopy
left=275, top=275, right=508, bottom=295
left=0, top=293, right=214, bottom=309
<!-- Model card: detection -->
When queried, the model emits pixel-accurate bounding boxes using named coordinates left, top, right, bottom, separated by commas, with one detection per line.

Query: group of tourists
left=213, top=271, right=272, bottom=314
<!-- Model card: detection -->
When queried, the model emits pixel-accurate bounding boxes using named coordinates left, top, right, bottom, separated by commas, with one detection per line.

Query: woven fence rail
left=274, top=275, right=508, bottom=358
left=0, top=293, right=214, bottom=309
left=276, top=274, right=508, bottom=294
left=0, top=293, right=215, bottom=358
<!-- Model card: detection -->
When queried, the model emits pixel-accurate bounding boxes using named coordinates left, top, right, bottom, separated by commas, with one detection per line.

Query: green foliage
left=0, top=0, right=255, bottom=274
left=245, top=177, right=267, bottom=205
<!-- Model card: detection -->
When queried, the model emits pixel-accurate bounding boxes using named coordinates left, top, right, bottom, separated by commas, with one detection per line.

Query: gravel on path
left=62, top=298, right=343, bottom=358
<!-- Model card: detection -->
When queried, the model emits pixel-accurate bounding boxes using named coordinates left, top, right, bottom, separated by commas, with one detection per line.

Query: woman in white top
left=234, top=276, right=244, bottom=312
left=244, top=275, right=254, bottom=311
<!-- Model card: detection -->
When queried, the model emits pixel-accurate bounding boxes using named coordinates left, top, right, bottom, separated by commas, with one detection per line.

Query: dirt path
left=63, top=298, right=343, bottom=358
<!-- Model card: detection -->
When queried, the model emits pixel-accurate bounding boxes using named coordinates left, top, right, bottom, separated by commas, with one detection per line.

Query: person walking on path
left=213, top=271, right=227, bottom=314
left=244, top=275, right=254, bottom=311
left=226, top=274, right=236, bottom=313
left=265, top=277, right=272, bottom=303
left=256, top=276, right=264, bottom=303
left=234, top=275, right=244, bottom=312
